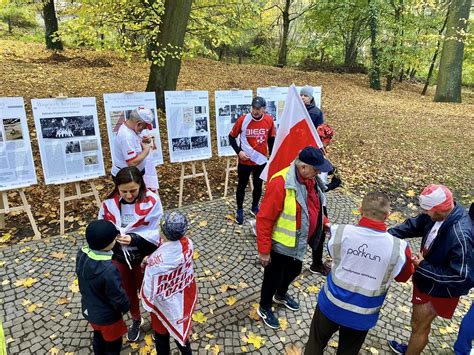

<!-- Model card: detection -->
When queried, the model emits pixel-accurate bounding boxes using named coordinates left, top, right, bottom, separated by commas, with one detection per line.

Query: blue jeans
left=454, top=302, right=474, bottom=355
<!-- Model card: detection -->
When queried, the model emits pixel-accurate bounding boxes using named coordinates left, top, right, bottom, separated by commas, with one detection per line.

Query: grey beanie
left=300, top=86, right=314, bottom=98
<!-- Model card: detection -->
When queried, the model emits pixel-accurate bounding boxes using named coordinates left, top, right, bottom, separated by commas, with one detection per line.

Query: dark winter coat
left=76, top=246, right=130, bottom=325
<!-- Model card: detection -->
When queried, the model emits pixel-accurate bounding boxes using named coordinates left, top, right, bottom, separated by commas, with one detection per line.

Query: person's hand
left=140, top=256, right=148, bottom=269
left=116, top=234, right=131, bottom=245
left=412, top=253, right=424, bottom=268
left=238, top=151, right=250, bottom=161
left=258, top=252, right=271, bottom=267
left=141, top=140, right=152, bottom=152
left=141, top=135, right=152, bottom=144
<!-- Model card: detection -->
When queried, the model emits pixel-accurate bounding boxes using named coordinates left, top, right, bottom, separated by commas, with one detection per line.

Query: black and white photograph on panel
left=65, top=141, right=81, bottom=154
left=195, top=117, right=208, bottom=134
left=191, top=135, right=208, bottom=149
left=194, top=106, right=206, bottom=114
left=230, top=104, right=251, bottom=123
left=220, top=135, right=230, bottom=147
left=0, top=129, right=3, bottom=142
left=171, top=137, right=191, bottom=152
left=40, top=116, right=96, bottom=139
left=84, top=155, right=99, bottom=166
left=80, top=139, right=99, bottom=152
left=218, top=105, right=230, bottom=117
left=3, top=118, right=23, bottom=140
left=266, top=101, right=277, bottom=121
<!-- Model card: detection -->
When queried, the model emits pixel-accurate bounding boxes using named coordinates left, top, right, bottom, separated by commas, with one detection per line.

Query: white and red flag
left=261, top=84, right=323, bottom=181
left=141, top=237, right=197, bottom=346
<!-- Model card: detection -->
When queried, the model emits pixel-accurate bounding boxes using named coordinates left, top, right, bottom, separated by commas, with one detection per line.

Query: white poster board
left=164, top=90, right=212, bottom=163
left=215, top=90, right=253, bottom=157
left=0, top=97, right=37, bottom=191
left=103, top=92, right=164, bottom=168
left=257, top=86, right=322, bottom=128
left=31, top=97, right=105, bottom=185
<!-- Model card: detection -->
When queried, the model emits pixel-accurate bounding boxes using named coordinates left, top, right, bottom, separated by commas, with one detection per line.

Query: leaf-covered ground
left=0, top=39, right=473, bottom=244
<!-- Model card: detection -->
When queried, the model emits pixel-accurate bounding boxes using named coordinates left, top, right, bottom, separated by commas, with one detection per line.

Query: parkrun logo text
left=346, top=244, right=381, bottom=262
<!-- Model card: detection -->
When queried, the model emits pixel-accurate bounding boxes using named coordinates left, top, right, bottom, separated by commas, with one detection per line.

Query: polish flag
left=261, top=84, right=323, bottom=181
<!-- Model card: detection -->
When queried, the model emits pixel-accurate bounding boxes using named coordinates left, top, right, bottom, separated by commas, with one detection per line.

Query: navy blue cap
left=298, top=146, right=333, bottom=173
left=251, top=96, right=266, bottom=108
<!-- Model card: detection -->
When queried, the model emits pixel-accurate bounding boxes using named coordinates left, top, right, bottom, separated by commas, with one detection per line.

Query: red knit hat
left=419, top=184, right=454, bottom=212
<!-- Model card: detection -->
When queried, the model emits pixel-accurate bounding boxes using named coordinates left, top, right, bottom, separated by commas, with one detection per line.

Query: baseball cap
left=161, top=212, right=188, bottom=241
left=419, top=184, right=454, bottom=212
left=251, top=96, right=266, bottom=109
left=298, top=146, right=333, bottom=172
left=135, top=106, right=154, bottom=130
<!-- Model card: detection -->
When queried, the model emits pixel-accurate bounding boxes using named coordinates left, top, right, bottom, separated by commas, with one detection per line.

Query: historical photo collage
left=39, top=115, right=100, bottom=168
left=170, top=105, right=209, bottom=153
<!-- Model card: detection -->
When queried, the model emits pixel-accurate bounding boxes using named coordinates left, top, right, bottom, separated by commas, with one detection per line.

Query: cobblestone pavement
left=1, top=191, right=472, bottom=354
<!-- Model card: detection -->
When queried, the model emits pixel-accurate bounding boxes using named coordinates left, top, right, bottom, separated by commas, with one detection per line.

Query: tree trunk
left=368, top=0, right=381, bottom=90
left=386, top=0, right=403, bottom=91
left=434, top=0, right=471, bottom=103
left=43, top=0, right=63, bottom=50
left=277, top=0, right=291, bottom=67
left=7, top=17, right=12, bottom=34
left=422, top=9, right=449, bottom=96
left=344, top=33, right=358, bottom=68
left=145, top=0, right=192, bottom=111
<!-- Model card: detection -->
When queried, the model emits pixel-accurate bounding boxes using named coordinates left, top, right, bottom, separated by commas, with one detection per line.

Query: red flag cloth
left=261, top=84, right=323, bottom=181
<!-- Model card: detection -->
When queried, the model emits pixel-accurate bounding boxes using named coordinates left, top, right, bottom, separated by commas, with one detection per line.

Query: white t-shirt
left=423, top=221, right=443, bottom=255
left=111, top=123, right=146, bottom=176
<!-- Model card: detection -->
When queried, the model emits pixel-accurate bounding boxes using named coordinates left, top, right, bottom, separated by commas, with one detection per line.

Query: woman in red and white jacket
left=99, top=166, right=163, bottom=342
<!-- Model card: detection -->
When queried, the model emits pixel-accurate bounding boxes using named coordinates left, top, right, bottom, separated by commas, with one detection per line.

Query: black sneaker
left=257, top=306, right=280, bottom=329
left=273, top=294, right=300, bottom=311
left=236, top=209, right=244, bottom=225
left=127, top=318, right=143, bottom=342
left=250, top=205, right=259, bottom=217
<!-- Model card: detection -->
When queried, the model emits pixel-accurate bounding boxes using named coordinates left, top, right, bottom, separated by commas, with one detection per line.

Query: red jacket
left=256, top=172, right=328, bottom=255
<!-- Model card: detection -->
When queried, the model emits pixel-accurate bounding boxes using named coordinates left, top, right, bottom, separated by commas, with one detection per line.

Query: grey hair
left=294, top=158, right=305, bottom=167
left=127, top=109, right=141, bottom=122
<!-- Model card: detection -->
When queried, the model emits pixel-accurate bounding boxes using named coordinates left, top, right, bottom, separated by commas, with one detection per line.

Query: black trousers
left=236, top=163, right=265, bottom=210
left=92, top=330, right=122, bottom=355
left=311, top=232, right=326, bottom=266
left=305, top=305, right=368, bottom=355
left=259, top=251, right=303, bottom=309
left=154, top=332, right=192, bottom=355
left=311, top=206, right=328, bottom=266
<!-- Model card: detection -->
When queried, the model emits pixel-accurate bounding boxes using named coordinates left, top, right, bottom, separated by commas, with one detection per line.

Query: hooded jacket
left=76, top=246, right=130, bottom=325
left=305, top=99, right=324, bottom=128
left=388, top=203, right=473, bottom=297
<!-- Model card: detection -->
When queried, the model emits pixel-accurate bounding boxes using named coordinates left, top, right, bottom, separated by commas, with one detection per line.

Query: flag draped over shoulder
left=141, top=238, right=197, bottom=346
left=261, top=84, right=323, bottom=181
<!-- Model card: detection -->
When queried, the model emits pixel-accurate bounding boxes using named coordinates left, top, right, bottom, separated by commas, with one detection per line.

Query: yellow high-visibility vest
left=271, top=167, right=297, bottom=247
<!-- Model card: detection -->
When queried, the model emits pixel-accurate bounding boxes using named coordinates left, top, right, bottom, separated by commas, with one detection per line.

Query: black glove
left=326, top=176, right=342, bottom=191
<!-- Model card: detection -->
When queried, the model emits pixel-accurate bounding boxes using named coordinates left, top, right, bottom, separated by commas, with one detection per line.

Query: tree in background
left=0, top=0, right=37, bottom=34
left=267, top=0, right=316, bottom=67
left=368, top=0, right=381, bottom=90
left=146, top=0, right=192, bottom=109
left=185, top=0, right=263, bottom=64
left=434, top=0, right=471, bottom=103
left=43, top=0, right=63, bottom=50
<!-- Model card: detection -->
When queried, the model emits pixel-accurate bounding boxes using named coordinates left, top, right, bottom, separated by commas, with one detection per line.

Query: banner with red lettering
left=261, top=84, right=323, bottom=181
left=141, top=237, right=197, bottom=346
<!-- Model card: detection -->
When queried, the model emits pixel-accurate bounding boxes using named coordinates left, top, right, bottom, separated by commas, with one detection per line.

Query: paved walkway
left=0, top=192, right=472, bottom=354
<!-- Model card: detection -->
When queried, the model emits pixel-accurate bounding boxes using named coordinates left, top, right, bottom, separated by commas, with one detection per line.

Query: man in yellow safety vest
left=256, top=146, right=332, bottom=329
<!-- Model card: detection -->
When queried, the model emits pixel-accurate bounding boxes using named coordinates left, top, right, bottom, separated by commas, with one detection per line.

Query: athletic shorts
left=412, top=284, right=459, bottom=319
